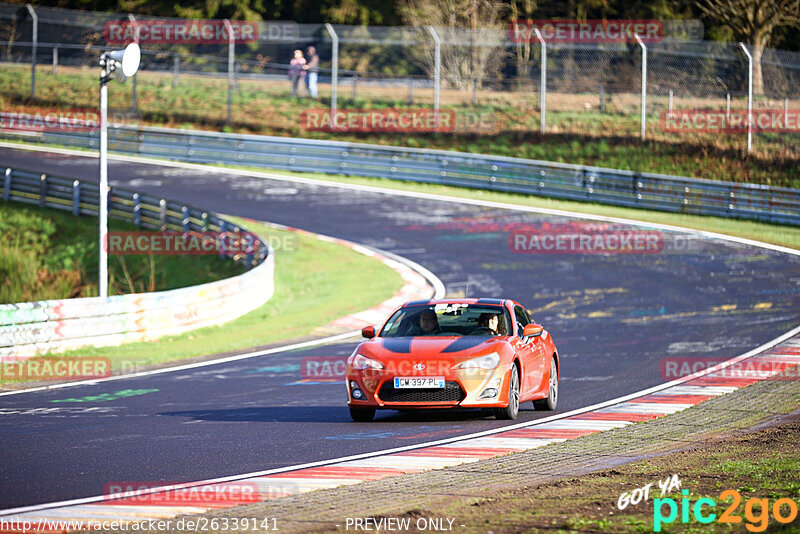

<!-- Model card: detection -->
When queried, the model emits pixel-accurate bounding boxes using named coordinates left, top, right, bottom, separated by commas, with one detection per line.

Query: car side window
left=514, top=306, right=531, bottom=335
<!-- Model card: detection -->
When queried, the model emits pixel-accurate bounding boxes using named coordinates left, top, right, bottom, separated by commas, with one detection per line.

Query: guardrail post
left=634, top=174, right=642, bottom=205
left=244, top=231, right=255, bottom=266
left=584, top=169, right=595, bottom=198
left=728, top=186, right=736, bottom=213
left=634, top=33, right=647, bottom=141
left=181, top=206, right=190, bottom=232
left=533, top=27, right=546, bottom=134
left=133, top=193, right=141, bottom=226
left=159, top=198, right=167, bottom=230
left=39, top=173, right=47, bottom=207
left=218, top=219, right=228, bottom=259
left=26, top=4, right=37, bottom=100
left=324, top=23, right=339, bottom=128
left=72, top=180, right=80, bottom=215
left=201, top=212, right=209, bottom=232
left=3, top=168, right=12, bottom=202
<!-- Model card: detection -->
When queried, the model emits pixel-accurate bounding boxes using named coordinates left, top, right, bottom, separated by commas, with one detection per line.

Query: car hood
left=361, top=336, right=506, bottom=361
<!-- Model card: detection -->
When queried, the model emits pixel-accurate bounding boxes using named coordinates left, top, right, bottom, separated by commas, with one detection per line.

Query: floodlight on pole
left=98, top=42, right=140, bottom=299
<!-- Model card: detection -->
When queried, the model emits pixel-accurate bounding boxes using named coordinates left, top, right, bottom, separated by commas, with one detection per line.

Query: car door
left=515, top=305, right=546, bottom=398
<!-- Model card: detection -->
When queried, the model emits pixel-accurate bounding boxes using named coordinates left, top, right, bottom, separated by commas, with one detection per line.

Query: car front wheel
left=349, top=406, right=376, bottom=422
left=495, top=365, right=520, bottom=420
left=533, top=358, right=558, bottom=411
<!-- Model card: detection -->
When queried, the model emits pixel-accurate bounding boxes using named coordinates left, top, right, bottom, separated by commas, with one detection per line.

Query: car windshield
left=380, top=303, right=511, bottom=338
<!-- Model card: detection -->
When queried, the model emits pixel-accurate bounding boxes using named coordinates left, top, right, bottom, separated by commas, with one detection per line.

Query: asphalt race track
left=1, top=146, right=799, bottom=509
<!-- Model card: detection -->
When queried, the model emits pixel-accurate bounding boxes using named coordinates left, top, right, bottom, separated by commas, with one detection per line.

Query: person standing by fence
left=289, top=49, right=306, bottom=98
left=304, top=46, right=319, bottom=99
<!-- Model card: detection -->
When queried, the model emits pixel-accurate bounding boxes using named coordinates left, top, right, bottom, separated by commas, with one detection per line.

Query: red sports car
left=346, top=298, right=559, bottom=421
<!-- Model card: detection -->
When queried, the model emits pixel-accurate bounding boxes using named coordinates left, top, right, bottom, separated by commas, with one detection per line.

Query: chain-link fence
left=0, top=2, right=798, bottom=158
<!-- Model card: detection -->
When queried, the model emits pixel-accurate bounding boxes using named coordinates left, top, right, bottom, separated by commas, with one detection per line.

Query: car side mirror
left=361, top=325, right=376, bottom=339
left=523, top=324, right=544, bottom=338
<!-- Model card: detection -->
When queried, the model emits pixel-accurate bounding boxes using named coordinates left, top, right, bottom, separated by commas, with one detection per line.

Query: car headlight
left=452, top=352, right=500, bottom=370
left=349, top=353, right=384, bottom=370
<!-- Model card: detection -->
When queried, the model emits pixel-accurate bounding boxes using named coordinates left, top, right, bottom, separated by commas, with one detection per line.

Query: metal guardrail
left=1, top=165, right=267, bottom=267
left=0, top=165, right=273, bottom=361
left=8, top=124, right=799, bottom=227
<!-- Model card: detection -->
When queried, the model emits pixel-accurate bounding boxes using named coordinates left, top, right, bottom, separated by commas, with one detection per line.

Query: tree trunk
left=752, top=44, right=764, bottom=96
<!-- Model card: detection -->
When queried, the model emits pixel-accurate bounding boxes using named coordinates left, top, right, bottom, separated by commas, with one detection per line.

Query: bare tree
left=508, top=0, right=538, bottom=84
left=696, top=0, right=800, bottom=94
left=399, top=0, right=507, bottom=89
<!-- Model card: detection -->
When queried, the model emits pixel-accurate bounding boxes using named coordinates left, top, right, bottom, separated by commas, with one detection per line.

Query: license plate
left=394, top=376, right=445, bottom=389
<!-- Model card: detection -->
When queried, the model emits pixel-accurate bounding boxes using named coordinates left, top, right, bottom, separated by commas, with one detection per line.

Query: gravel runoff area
left=99, top=361, right=800, bottom=534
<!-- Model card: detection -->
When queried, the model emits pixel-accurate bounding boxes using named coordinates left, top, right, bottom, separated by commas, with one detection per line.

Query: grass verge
left=0, top=218, right=404, bottom=387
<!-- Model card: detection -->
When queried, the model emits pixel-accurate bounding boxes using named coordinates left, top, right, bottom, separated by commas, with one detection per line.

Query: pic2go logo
left=654, top=489, right=798, bottom=532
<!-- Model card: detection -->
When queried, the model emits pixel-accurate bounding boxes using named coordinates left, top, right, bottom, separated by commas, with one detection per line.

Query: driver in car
left=473, top=312, right=500, bottom=335
left=416, top=309, right=441, bottom=336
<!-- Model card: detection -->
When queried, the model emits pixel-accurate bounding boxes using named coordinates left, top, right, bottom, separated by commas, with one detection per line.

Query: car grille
left=378, top=381, right=465, bottom=403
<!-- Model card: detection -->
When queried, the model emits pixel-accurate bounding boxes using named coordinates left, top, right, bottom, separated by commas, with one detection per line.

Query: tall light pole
left=98, top=43, right=140, bottom=298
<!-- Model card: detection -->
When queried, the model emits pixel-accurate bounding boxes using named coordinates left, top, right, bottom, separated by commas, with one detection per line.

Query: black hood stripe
left=440, top=336, right=489, bottom=353
left=381, top=338, right=413, bottom=353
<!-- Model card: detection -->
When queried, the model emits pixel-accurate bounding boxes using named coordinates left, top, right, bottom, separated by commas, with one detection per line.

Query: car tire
left=349, top=406, right=376, bottom=422
left=495, top=365, right=520, bottom=420
left=533, top=358, right=558, bottom=411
